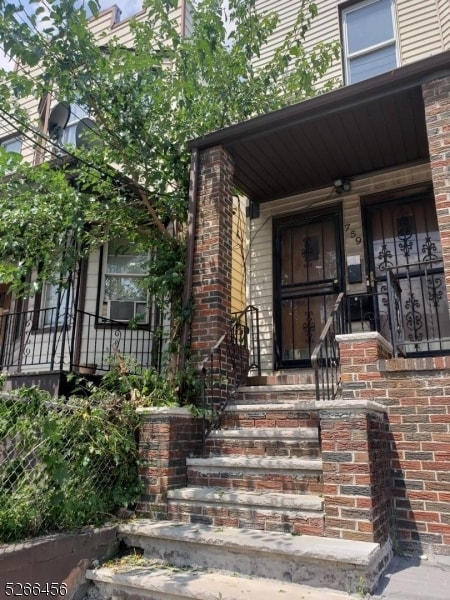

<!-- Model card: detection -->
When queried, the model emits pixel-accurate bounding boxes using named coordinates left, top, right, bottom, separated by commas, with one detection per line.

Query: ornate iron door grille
left=365, top=194, right=450, bottom=355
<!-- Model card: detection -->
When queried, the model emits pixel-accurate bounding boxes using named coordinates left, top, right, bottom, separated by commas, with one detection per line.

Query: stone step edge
left=87, top=566, right=352, bottom=600
left=208, top=427, right=319, bottom=440
left=238, top=384, right=317, bottom=393
left=187, top=457, right=323, bottom=471
left=167, top=487, right=324, bottom=511
left=118, top=521, right=380, bottom=567
left=224, top=402, right=318, bottom=411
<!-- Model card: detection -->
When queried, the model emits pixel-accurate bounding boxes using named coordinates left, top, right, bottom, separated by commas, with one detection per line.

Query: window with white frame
left=41, top=280, right=71, bottom=327
left=61, top=102, right=89, bottom=146
left=1, top=137, right=22, bottom=154
left=102, top=240, right=149, bottom=323
left=341, top=0, right=398, bottom=85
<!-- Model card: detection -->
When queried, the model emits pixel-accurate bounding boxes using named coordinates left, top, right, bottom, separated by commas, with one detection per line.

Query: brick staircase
left=167, top=376, right=324, bottom=535
left=85, top=375, right=390, bottom=599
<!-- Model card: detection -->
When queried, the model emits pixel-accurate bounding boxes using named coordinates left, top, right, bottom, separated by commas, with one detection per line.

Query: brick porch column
left=423, top=75, right=450, bottom=311
left=136, top=407, right=202, bottom=519
left=320, top=401, right=391, bottom=546
left=190, top=146, right=234, bottom=359
left=337, top=332, right=392, bottom=403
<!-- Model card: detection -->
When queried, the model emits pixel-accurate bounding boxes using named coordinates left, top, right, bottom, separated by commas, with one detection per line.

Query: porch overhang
left=188, top=51, right=450, bottom=203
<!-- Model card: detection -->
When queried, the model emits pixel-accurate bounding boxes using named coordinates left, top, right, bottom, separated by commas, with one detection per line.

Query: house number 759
left=344, top=223, right=362, bottom=245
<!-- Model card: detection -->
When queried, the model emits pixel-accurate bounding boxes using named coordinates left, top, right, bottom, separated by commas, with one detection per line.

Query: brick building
left=180, top=2, right=450, bottom=562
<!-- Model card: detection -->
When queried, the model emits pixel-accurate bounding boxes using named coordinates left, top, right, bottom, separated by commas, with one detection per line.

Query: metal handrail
left=200, top=305, right=261, bottom=452
left=311, top=292, right=345, bottom=402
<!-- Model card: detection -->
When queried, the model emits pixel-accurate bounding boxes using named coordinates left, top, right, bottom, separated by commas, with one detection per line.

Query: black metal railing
left=344, top=260, right=450, bottom=357
left=385, top=260, right=450, bottom=355
left=0, top=307, right=162, bottom=375
left=311, top=292, right=345, bottom=402
left=200, top=305, right=261, bottom=450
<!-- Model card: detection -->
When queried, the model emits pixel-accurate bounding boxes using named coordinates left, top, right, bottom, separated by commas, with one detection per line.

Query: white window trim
left=100, top=240, right=150, bottom=325
left=1, top=136, right=22, bottom=154
left=40, top=280, right=71, bottom=328
left=341, top=0, right=399, bottom=85
left=60, top=102, right=89, bottom=147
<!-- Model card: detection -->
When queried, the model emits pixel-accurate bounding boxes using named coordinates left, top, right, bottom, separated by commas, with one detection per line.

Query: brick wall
left=423, top=75, right=450, bottom=311
left=337, top=333, right=450, bottom=557
left=379, top=357, right=450, bottom=556
left=320, top=403, right=391, bottom=545
left=136, top=408, right=202, bottom=519
left=190, top=146, right=234, bottom=360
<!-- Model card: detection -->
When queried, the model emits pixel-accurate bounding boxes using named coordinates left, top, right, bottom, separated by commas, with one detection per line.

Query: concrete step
left=205, top=426, right=320, bottom=458
left=209, top=427, right=319, bottom=440
left=167, top=487, right=324, bottom=535
left=86, top=563, right=355, bottom=600
left=220, top=403, right=319, bottom=429
left=117, top=521, right=386, bottom=594
left=187, top=456, right=323, bottom=495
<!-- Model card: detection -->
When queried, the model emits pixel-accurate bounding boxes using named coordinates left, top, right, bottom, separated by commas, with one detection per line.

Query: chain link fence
left=0, top=388, right=141, bottom=543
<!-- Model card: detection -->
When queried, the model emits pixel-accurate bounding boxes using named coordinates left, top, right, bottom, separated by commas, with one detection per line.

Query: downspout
left=179, top=147, right=199, bottom=371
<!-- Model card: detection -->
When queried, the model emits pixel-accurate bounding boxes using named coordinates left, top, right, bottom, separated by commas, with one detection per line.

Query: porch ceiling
left=189, top=51, right=450, bottom=203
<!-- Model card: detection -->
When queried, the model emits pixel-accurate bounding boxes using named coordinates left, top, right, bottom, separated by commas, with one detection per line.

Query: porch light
left=333, top=178, right=351, bottom=194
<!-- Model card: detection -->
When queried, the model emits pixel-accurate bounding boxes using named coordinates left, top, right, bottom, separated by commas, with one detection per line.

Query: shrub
left=0, top=386, right=141, bottom=543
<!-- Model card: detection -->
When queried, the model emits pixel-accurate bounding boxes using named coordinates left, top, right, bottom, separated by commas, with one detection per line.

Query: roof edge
left=188, top=51, right=450, bottom=151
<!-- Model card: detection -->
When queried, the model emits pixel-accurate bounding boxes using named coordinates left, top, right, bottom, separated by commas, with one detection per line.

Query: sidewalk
left=369, top=554, right=450, bottom=600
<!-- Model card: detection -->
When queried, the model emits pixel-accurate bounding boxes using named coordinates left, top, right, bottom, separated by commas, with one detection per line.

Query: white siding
left=438, top=0, right=450, bottom=48
left=397, top=0, right=444, bottom=64
left=254, top=0, right=342, bottom=89
left=248, top=162, right=433, bottom=374
left=254, top=0, right=447, bottom=92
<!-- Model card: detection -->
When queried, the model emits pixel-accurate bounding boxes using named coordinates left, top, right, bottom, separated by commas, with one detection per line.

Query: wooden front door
left=274, top=208, right=343, bottom=368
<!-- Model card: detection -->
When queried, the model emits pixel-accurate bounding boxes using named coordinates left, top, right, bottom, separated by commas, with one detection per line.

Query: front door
left=365, top=192, right=450, bottom=354
left=274, top=209, right=343, bottom=368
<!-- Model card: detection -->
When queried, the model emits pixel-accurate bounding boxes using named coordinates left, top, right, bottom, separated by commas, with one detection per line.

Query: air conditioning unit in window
left=109, top=301, right=148, bottom=324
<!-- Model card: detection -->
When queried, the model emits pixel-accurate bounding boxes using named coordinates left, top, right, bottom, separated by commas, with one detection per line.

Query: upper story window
left=101, top=239, right=149, bottom=324
left=341, top=0, right=398, bottom=84
left=1, top=137, right=22, bottom=154
left=61, top=103, right=89, bottom=147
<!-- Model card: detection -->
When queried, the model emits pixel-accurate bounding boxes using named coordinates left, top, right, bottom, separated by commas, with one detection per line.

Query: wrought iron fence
left=0, top=307, right=162, bottom=375
left=311, top=292, right=345, bottom=402
left=74, top=310, right=163, bottom=374
left=200, top=306, right=261, bottom=449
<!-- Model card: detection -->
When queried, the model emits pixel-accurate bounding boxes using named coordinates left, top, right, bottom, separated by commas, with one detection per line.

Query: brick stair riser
left=236, top=390, right=316, bottom=404
left=267, top=374, right=315, bottom=385
left=204, top=438, right=320, bottom=458
left=187, top=467, right=323, bottom=494
left=220, top=410, right=319, bottom=429
left=167, top=502, right=324, bottom=535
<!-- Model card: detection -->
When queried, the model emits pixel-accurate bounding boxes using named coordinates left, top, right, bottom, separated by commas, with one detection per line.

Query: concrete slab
left=119, top=522, right=380, bottom=566
left=209, top=427, right=319, bottom=440
left=370, top=555, right=450, bottom=600
left=187, top=457, right=323, bottom=470
left=167, top=487, right=324, bottom=511
left=88, top=565, right=357, bottom=600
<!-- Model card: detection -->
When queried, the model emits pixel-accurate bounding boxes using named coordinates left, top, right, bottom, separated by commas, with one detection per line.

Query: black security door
left=274, top=209, right=343, bottom=368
